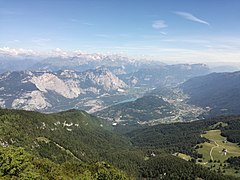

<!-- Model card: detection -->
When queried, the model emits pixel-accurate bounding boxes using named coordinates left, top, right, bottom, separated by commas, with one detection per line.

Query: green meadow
left=197, top=129, right=240, bottom=178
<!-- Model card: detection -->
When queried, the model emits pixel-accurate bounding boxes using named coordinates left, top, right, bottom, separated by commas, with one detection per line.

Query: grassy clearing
left=196, top=129, right=240, bottom=178
left=201, top=130, right=240, bottom=162
left=36, top=137, right=50, bottom=143
left=175, top=152, right=192, bottom=161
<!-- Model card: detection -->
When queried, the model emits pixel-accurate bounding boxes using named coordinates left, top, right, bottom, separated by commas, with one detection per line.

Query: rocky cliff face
left=0, top=68, right=127, bottom=112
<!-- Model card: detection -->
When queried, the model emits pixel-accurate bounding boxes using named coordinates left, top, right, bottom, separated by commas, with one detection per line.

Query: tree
left=0, top=146, right=40, bottom=179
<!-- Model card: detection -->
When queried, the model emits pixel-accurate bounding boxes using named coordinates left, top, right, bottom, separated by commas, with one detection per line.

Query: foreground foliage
left=0, top=146, right=130, bottom=179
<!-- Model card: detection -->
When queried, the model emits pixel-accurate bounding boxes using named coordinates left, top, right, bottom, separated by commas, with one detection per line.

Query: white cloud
left=0, top=47, right=37, bottom=57
left=152, top=20, right=168, bottom=29
left=174, top=11, right=210, bottom=26
left=50, top=48, right=71, bottom=57
left=1, top=38, right=240, bottom=64
left=0, top=47, right=87, bottom=58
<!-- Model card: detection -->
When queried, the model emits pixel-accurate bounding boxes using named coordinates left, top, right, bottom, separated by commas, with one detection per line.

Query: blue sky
left=0, top=0, right=240, bottom=63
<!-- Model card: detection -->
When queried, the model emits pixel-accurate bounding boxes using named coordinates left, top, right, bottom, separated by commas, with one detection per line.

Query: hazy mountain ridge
left=0, top=50, right=144, bottom=73
left=121, top=63, right=210, bottom=88
left=181, top=71, right=240, bottom=117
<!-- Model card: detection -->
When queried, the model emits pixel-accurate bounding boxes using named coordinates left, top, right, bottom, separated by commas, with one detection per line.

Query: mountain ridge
left=181, top=71, right=240, bottom=117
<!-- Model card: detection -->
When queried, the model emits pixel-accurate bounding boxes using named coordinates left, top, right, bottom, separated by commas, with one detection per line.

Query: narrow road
left=209, top=140, right=219, bottom=161
left=53, top=141, right=82, bottom=161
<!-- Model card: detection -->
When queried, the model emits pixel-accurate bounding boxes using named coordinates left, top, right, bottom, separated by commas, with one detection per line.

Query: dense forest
left=226, top=157, right=240, bottom=170
left=0, top=108, right=239, bottom=179
left=124, top=116, right=240, bottom=156
left=124, top=119, right=218, bottom=157
left=95, top=95, right=175, bottom=123
left=221, top=118, right=240, bottom=144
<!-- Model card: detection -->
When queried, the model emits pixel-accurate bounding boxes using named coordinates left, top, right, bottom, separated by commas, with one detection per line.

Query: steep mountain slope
left=181, top=71, right=240, bottom=117
left=0, top=109, right=130, bottom=162
left=0, top=146, right=131, bottom=179
left=0, top=109, right=133, bottom=179
left=0, top=108, right=144, bottom=177
left=0, top=68, right=127, bottom=112
left=0, top=108, right=233, bottom=179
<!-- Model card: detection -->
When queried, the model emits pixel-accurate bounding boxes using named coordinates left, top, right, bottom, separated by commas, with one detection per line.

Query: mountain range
left=97, top=71, right=240, bottom=125
left=122, top=63, right=209, bottom=88
left=0, top=62, right=210, bottom=114
left=0, top=68, right=127, bottom=112
left=1, top=51, right=240, bottom=179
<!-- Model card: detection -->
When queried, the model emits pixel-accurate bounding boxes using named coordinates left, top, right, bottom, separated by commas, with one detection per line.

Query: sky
left=0, top=0, right=240, bottom=63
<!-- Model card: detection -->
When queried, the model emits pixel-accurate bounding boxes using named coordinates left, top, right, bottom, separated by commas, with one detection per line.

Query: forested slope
left=0, top=108, right=237, bottom=179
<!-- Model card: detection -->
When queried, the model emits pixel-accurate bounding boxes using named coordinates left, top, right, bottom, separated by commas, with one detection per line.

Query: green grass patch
left=36, top=137, right=50, bottom=143
left=196, top=129, right=240, bottom=178
left=175, top=152, right=192, bottom=161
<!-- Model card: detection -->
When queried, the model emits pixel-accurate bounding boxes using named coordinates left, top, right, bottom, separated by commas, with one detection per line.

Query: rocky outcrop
left=0, top=68, right=127, bottom=112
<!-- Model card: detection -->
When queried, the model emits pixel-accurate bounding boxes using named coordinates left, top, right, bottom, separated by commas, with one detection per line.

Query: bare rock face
left=30, top=73, right=81, bottom=99
left=82, top=68, right=127, bottom=92
left=12, top=90, right=52, bottom=110
left=0, top=68, right=128, bottom=112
